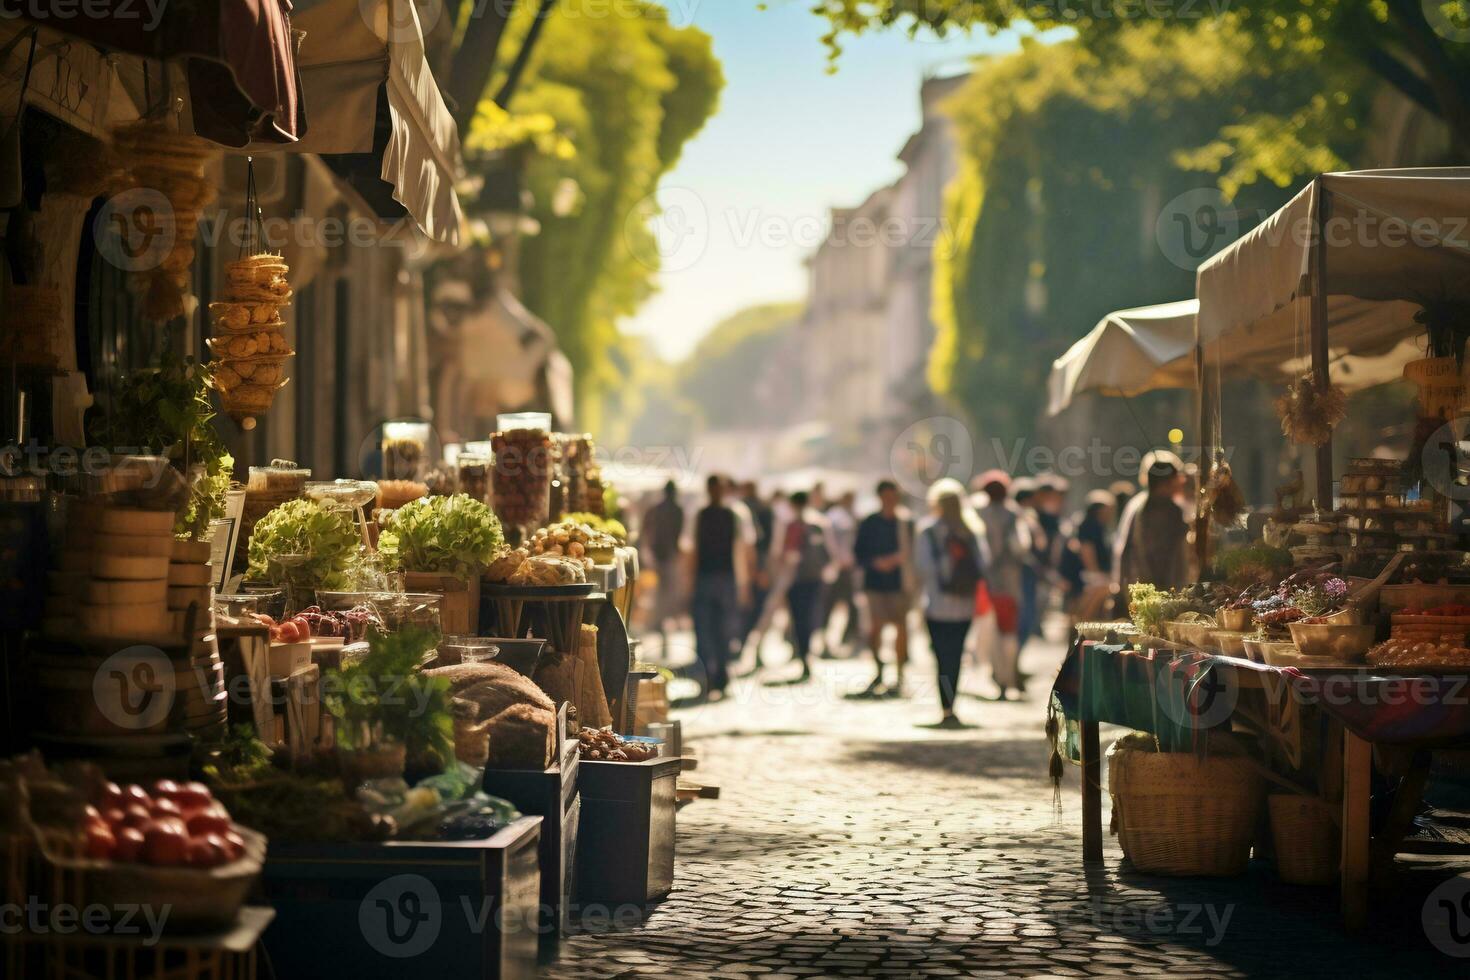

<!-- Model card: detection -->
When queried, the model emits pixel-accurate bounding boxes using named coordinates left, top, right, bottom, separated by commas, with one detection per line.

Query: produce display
left=376, top=479, right=429, bottom=513
left=425, top=661, right=557, bottom=770
left=491, top=427, right=553, bottom=529
left=1367, top=638, right=1470, bottom=668
left=529, top=519, right=617, bottom=566
left=483, top=547, right=588, bottom=586
left=83, top=779, right=246, bottom=869
left=378, top=494, right=505, bottom=577
left=1127, top=584, right=1214, bottom=636
left=576, top=728, right=658, bottom=762
left=246, top=498, right=361, bottom=593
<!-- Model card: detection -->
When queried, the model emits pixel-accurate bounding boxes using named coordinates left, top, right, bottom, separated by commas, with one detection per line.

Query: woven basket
left=1107, top=737, right=1264, bottom=876
left=1268, top=794, right=1338, bottom=885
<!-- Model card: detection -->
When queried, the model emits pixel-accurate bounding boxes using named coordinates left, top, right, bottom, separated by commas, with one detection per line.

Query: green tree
left=928, top=17, right=1370, bottom=447
left=483, top=3, right=723, bottom=428
left=813, top=0, right=1470, bottom=157
left=677, top=302, right=803, bottom=430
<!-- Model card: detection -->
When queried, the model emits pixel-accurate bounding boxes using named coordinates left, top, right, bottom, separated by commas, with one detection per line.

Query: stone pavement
left=544, top=631, right=1470, bottom=979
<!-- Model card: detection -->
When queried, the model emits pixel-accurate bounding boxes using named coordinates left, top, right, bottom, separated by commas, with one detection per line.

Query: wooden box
left=260, top=818, right=541, bottom=980
left=574, top=757, right=679, bottom=909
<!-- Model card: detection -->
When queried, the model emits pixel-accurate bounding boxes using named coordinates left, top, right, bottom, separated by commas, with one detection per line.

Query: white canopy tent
left=1046, top=298, right=1423, bottom=417
left=1195, top=168, right=1470, bottom=501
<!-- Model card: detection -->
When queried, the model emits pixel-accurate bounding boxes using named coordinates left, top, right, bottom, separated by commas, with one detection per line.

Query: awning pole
left=1195, top=343, right=1213, bottom=570
left=1311, top=179, right=1333, bottom=509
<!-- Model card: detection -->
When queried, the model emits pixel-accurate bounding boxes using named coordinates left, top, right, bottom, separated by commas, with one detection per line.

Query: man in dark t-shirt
left=853, top=480, right=913, bottom=696
left=690, top=474, right=748, bottom=699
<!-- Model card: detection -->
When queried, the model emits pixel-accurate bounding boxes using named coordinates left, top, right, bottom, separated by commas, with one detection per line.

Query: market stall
left=1049, top=168, right=1470, bottom=933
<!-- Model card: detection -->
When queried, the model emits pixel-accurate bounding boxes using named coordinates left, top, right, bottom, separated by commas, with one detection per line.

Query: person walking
left=973, top=471, right=1030, bottom=700
left=914, top=478, right=988, bottom=728
left=689, top=475, right=749, bottom=700
left=641, top=480, right=685, bottom=655
left=1114, top=450, right=1193, bottom=599
left=773, top=490, right=835, bottom=684
left=853, top=479, right=914, bottom=697
left=739, top=480, right=775, bottom=657
left=820, top=491, right=860, bottom=657
left=1062, top=489, right=1117, bottom=624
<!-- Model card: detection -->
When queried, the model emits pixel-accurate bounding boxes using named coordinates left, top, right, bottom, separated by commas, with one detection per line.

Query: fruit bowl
left=63, top=826, right=266, bottom=933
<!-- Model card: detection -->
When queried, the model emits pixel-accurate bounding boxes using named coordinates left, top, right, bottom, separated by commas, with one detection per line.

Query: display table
left=260, top=817, right=542, bottom=979
left=1051, top=633, right=1470, bottom=929
left=24, top=906, right=274, bottom=980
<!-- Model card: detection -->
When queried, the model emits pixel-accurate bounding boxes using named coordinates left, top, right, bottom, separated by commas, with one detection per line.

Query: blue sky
left=624, top=1, right=1039, bottom=360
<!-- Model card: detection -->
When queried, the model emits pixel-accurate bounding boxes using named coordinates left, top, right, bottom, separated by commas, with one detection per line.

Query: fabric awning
left=10, top=0, right=303, bottom=145
left=274, top=0, right=462, bottom=244
left=1049, top=296, right=1426, bottom=417
left=1047, top=300, right=1198, bottom=415
left=1195, top=169, right=1470, bottom=373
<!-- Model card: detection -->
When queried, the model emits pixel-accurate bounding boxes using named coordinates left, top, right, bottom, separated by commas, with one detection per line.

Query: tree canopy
left=468, top=2, right=724, bottom=428
left=928, top=14, right=1371, bottom=448
left=815, top=0, right=1470, bottom=156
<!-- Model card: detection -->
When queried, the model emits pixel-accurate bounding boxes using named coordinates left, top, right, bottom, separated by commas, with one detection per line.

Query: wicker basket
left=1107, top=736, right=1264, bottom=876
left=1268, top=794, right=1338, bottom=885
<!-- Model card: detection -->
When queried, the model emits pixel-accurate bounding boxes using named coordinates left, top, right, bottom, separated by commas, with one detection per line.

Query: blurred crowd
left=630, top=450, right=1196, bottom=728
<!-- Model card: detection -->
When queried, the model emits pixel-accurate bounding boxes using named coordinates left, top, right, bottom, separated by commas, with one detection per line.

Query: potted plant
left=246, top=499, right=361, bottom=613
left=324, top=628, right=454, bottom=787
left=378, top=494, right=505, bottom=633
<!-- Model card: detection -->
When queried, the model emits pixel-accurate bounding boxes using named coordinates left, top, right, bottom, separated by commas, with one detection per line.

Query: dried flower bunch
left=1275, top=374, right=1347, bottom=446
left=1205, top=459, right=1246, bottom=528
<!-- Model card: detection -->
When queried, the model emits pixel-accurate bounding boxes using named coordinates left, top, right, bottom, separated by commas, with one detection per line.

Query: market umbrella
left=1046, top=300, right=1198, bottom=416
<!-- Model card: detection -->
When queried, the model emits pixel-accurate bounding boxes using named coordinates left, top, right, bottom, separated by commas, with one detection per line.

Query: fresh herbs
left=246, top=498, right=361, bottom=590
left=1215, top=542, right=1293, bottom=588
left=378, top=494, right=505, bottom=578
left=88, top=354, right=234, bottom=539
left=324, top=628, right=454, bottom=769
left=1128, top=583, right=1213, bottom=636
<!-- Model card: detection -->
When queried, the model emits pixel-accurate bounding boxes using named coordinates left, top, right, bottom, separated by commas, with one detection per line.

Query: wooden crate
left=574, top=757, right=679, bottom=910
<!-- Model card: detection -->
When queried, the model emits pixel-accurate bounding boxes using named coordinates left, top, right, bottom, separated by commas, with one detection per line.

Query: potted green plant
left=246, top=499, right=361, bottom=612
left=324, top=628, right=454, bottom=787
left=378, top=494, right=505, bottom=633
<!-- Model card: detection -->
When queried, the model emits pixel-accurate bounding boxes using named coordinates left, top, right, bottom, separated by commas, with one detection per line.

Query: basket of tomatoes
left=65, top=779, right=266, bottom=932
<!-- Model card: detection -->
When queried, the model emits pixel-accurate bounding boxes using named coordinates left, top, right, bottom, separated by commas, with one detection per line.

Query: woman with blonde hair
left=913, top=478, right=989, bottom=728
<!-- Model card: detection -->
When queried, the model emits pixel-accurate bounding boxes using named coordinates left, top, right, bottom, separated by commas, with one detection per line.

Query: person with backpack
left=774, top=490, right=836, bottom=684
left=914, top=478, right=989, bottom=728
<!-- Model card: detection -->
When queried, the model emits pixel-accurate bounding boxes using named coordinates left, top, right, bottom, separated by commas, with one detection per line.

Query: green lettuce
left=379, top=494, right=505, bottom=579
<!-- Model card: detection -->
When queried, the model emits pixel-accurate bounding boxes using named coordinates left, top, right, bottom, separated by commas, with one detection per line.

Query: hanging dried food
left=206, top=161, right=295, bottom=430
left=1205, top=459, right=1246, bottom=528
left=110, top=122, right=216, bottom=321
left=1274, top=374, right=1346, bottom=447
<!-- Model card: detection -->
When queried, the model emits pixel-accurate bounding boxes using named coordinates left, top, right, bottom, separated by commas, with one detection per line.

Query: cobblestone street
left=547, top=631, right=1470, bottom=979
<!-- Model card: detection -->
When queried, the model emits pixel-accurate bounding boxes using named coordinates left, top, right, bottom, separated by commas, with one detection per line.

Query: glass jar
left=382, top=420, right=432, bottom=481
left=491, top=427, right=552, bottom=534
left=457, top=453, right=491, bottom=504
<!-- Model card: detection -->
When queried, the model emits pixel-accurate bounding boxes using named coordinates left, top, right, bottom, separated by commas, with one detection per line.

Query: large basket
left=1107, top=737, right=1263, bottom=876
left=1268, top=794, right=1338, bottom=885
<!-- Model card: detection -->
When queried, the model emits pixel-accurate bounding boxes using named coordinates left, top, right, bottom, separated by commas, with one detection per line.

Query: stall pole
left=1195, top=344, right=1214, bottom=568
left=1080, top=719, right=1103, bottom=863
left=1340, top=730, right=1372, bottom=930
left=1309, top=180, right=1334, bottom=508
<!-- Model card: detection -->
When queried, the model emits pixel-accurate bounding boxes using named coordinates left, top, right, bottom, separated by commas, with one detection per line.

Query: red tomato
left=150, top=797, right=183, bottom=820
left=102, top=807, right=127, bottom=828
left=278, top=621, right=303, bottom=643
left=122, top=805, right=153, bottom=829
left=204, top=833, right=238, bottom=865
left=152, top=779, right=181, bottom=799
left=112, top=826, right=145, bottom=863
left=99, top=782, right=124, bottom=809
left=173, top=782, right=213, bottom=811
left=291, top=615, right=312, bottom=638
left=186, top=807, right=232, bottom=837
left=82, top=804, right=101, bottom=822
left=85, top=821, right=116, bottom=860
left=185, top=836, right=227, bottom=869
left=122, top=784, right=152, bottom=809
left=220, top=831, right=246, bottom=861
left=141, top=819, right=189, bottom=866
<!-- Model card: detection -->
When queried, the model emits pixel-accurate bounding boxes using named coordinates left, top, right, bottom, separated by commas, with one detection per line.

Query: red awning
left=10, top=0, right=304, bottom=146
